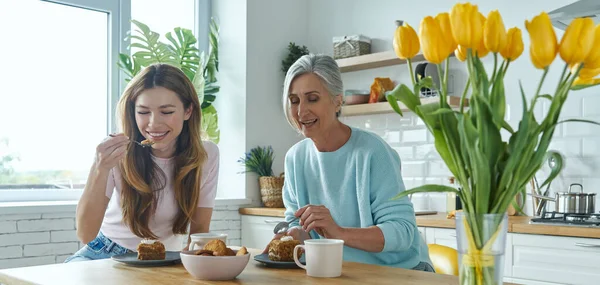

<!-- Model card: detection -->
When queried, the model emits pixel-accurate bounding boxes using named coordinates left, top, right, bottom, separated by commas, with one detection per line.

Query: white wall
left=245, top=0, right=307, bottom=202
left=214, top=0, right=305, bottom=202
left=212, top=0, right=248, bottom=199
left=304, top=0, right=600, bottom=213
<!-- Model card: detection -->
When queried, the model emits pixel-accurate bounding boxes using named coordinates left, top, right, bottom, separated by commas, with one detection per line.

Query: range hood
left=548, top=0, right=600, bottom=30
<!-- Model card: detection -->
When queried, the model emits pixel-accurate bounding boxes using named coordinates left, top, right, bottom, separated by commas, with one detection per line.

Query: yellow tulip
left=393, top=22, right=420, bottom=60
left=578, top=66, right=600, bottom=80
left=420, top=16, right=452, bottom=64
left=450, top=2, right=483, bottom=49
left=435, top=12, right=457, bottom=56
left=455, top=45, right=468, bottom=62
left=583, top=24, right=600, bottom=69
left=525, top=12, right=558, bottom=69
left=473, top=13, right=489, bottom=58
left=559, top=18, right=595, bottom=66
left=484, top=10, right=507, bottom=53
left=573, top=77, right=600, bottom=87
left=500, top=27, right=524, bottom=61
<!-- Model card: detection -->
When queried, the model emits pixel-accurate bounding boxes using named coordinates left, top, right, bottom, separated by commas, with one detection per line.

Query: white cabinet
left=425, top=227, right=457, bottom=249
left=241, top=215, right=284, bottom=250
left=417, top=226, right=426, bottom=242
left=511, top=233, right=600, bottom=285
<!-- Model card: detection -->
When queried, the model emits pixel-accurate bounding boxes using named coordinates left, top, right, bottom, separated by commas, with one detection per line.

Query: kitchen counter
left=239, top=208, right=600, bottom=239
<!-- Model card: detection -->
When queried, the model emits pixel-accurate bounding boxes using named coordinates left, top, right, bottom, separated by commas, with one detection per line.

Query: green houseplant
left=281, top=42, right=309, bottom=74
left=238, top=146, right=284, bottom=208
left=117, top=19, right=221, bottom=143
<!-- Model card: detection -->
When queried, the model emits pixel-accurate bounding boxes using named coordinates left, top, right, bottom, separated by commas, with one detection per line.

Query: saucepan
left=530, top=183, right=596, bottom=214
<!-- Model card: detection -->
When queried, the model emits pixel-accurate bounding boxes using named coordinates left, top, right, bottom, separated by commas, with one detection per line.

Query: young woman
left=266, top=54, right=433, bottom=271
left=66, top=64, right=219, bottom=262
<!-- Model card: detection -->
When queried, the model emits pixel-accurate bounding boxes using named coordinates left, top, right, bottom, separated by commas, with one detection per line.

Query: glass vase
left=455, top=212, right=508, bottom=285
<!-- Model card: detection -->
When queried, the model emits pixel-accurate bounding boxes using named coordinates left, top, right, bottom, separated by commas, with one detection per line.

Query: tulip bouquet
left=388, top=2, right=600, bottom=284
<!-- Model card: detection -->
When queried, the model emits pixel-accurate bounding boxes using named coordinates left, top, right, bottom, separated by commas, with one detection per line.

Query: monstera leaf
left=165, top=27, right=200, bottom=81
left=201, top=105, right=220, bottom=144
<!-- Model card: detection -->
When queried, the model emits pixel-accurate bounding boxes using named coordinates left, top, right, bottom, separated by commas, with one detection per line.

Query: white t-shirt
left=100, top=141, right=219, bottom=251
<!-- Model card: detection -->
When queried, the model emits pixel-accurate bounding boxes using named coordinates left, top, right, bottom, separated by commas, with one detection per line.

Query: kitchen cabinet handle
left=574, top=242, right=600, bottom=248
left=449, top=234, right=456, bottom=237
left=264, top=219, right=283, bottom=224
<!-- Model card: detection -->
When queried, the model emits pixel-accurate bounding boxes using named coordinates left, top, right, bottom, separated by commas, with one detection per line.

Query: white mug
left=293, top=239, right=344, bottom=278
left=189, top=233, right=227, bottom=251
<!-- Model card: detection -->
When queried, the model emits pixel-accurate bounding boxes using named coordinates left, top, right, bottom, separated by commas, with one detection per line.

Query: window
left=131, top=0, right=196, bottom=43
left=0, top=0, right=124, bottom=202
left=0, top=0, right=206, bottom=202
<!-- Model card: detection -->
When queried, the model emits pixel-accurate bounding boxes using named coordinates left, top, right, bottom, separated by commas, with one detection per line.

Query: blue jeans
left=64, top=232, right=132, bottom=263
left=412, top=261, right=436, bottom=272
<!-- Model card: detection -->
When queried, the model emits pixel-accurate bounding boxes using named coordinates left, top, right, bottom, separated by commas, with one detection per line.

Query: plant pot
left=455, top=212, right=508, bottom=285
left=259, top=173, right=284, bottom=208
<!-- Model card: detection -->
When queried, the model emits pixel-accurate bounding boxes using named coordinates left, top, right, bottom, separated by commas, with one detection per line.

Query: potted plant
left=389, top=3, right=600, bottom=284
left=281, top=42, right=309, bottom=74
left=117, top=19, right=221, bottom=143
left=238, top=146, right=284, bottom=208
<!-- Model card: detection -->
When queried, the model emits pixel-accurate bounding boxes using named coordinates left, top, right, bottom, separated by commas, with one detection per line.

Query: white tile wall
left=341, top=100, right=600, bottom=214
left=0, top=204, right=242, bottom=269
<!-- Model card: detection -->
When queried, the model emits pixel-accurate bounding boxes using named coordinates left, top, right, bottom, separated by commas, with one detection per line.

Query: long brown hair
left=116, top=64, right=207, bottom=239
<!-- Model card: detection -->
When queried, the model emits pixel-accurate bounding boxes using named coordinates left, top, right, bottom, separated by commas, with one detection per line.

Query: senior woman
left=267, top=54, right=434, bottom=271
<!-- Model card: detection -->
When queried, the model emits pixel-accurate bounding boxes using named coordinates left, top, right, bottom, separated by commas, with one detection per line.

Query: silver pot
left=531, top=183, right=596, bottom=214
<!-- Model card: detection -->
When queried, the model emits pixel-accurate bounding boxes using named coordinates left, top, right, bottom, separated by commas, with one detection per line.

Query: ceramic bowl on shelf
left=344, top=89, right=370, bottom=105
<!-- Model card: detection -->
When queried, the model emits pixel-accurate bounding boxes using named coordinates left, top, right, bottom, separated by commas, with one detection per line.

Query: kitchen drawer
left=512, top=233, right=600, bottom=285
left=504, top=277, right=565, bottom=285
left=241, top=215, right=284, bottom=250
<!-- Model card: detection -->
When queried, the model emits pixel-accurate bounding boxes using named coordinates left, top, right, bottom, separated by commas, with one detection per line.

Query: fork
left=273, top=217, right=299, bottom=234
left=108, top=134, right=152, bottom=148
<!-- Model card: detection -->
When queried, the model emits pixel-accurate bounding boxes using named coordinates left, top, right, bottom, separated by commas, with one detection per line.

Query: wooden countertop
left=0, top=248, right=517, bottom=285
left=239, top=208, right=600, bottom=239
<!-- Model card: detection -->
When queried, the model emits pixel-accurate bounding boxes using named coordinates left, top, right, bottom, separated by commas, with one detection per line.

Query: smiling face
left=288, top=73, right=342, bottom=139
left=134, top=86, right=192, bottom=158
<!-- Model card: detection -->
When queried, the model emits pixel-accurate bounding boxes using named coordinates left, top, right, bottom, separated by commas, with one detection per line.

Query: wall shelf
left=341, top=96, right=468, bottom=117
left=335, top=51, right=426, bottom=73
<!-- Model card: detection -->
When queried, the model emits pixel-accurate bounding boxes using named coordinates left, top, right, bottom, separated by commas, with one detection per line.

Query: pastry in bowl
left=180, top=239, right=250, bottom=280
left=268, top=235, right=302, bottom=261
left=136, top=240, right=165, bottom=260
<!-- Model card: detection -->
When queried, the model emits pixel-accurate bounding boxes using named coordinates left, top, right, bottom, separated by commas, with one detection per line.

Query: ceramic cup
left=293, top=239, right=344, bottom=278
left=189, top=233, right=228, bottom=251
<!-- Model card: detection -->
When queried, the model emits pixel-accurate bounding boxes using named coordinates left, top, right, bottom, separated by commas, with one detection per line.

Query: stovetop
left=530, top=211, right=600, bottom=227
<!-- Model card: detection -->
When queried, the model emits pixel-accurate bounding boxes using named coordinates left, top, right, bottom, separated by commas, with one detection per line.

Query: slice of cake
left=268, top=236, right=301, bottom=261
left=137, top=240, right=166, bottom=260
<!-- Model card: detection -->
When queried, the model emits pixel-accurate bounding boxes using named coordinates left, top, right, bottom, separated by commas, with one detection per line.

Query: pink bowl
left=180, top=250, right=250, bottom=280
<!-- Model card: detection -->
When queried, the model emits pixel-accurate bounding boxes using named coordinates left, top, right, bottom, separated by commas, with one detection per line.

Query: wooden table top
left=0, top=248, right=516, bottom=285
left=240, top=208, right=600, bottom=239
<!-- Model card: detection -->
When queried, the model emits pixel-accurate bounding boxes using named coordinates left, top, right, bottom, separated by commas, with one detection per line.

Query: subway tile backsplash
left=341, top=102, right=600, bottom=215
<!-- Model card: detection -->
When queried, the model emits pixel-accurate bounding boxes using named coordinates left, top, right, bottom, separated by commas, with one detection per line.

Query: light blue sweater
left=282, top=127, right=432, bottom=269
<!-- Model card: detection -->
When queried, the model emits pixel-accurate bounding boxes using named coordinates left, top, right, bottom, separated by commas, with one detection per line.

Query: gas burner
left=566, top=215, right=590, bottom=222
left=530, top=212, right=600, bottom=227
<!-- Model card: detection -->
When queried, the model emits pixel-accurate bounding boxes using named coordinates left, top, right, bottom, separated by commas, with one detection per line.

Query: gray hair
left=282, top=54, right=344, bottom=131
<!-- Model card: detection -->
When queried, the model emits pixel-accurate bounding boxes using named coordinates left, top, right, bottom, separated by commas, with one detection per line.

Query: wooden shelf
left=341, top=96, right=468, bottom=117
left=336, top=51, right=426, bottom=73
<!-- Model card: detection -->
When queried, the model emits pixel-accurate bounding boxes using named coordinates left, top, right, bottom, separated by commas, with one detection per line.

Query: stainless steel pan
left=530, top=183, right=596, bottom=214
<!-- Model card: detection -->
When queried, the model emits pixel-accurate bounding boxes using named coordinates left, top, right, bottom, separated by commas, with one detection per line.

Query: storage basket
left=259, top=173, right=285, bottom=208
left=333, top=35, right=371, bottom=59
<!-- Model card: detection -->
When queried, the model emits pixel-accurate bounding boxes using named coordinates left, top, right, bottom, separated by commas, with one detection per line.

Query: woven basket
left=259, top=173, right=285, bottom=208
left=333, top=35, right=371, bottom=59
